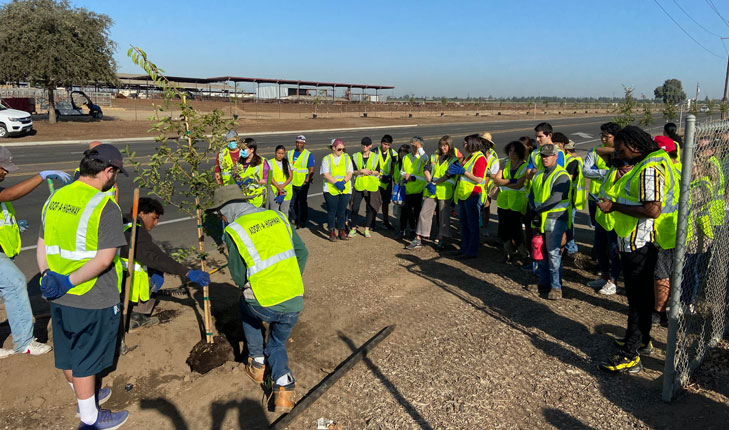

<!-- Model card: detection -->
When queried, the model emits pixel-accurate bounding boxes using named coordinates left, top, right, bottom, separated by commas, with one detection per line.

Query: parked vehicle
left=54, top=90, right=103, bottom=120
left=700, top=105, right=710, bottom=113
left=0, top=100, right=33, bottom=138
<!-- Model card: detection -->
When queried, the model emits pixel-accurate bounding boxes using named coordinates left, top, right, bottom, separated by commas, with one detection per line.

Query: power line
left=653, top=0, right=724, bottom=59
left=706, top=0, right=729, bottom=28
left=673, top=0, right=724, bottom=38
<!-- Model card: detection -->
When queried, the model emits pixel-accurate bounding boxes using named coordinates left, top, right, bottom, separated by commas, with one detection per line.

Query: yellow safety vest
left=481, top=149, right=499, bottom=205
left=225, top=210, right=304, bottom=307
left=529, top=147, right=565, bottom=171
left=587, top=147, right=610, bottom=196
left=454, top=152, right=487, bottom=203
left=611, top=152, right=667, bottom=240
left=42, top=181, right=123, bottom=295
left=269, top=159, right=293, bottom=201
left=686, top=176, right=714, bottom=242
left=531, top=166, right=572, bottom=233
left=121, top=222, right=149, bottom=303
left=287, top=149, right=311, bottom=187
left=218, top=148, right=246, bottom=185
left=565, top=153, right=587, bottom=211
left=324, top=153, right=352, bottom=196
left=353, top=152, right=381, bottom=192
left=496, top=160, right=528, bottom=214
left=0, top=202, right=21, bottom=258
left=239, top=160, right=266, bottom=208
left=708, top=156, right=725, bottom=226
left=595, top=168, right=619, bottom=231
left=425, top=154, right=457, bottom=200
left=377, top=148, right=397, bottom=190
left=402, top=154, right=426, bottom=195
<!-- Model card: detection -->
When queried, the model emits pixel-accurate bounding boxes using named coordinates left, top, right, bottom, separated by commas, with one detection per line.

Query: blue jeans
left=239, top=298, right=300, bottom=385
left=458, top=194, right=481, bottom=257
left=0, top=253, right=33, bottom=352
left=565, top=209, right=578, bottom=255
left=538, top=218, right=567, bottom=290
left=324, top=192, right=349, bottom=231
left=681, top=253, right=708, bottom=305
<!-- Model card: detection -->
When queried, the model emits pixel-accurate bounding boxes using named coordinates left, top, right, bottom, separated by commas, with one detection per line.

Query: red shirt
left=468, top=155, right=487, bottom=197
left=214, top=149, right=241, bottom=173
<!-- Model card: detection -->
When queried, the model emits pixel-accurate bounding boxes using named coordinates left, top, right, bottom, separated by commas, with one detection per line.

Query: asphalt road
left=4, top=114, right=656, bottom=280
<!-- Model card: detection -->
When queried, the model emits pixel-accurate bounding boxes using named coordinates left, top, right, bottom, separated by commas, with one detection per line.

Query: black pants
left=378, top=182, right=393, bottom=226
left=621, top=244, right=657, bottom=357
left=401, top=192, right=423, bottom=232
left=290, top=182, right=310, bottom=226
left=350, top=190, right=382, bottom=229
left=497, top=207, right=524, bottom=247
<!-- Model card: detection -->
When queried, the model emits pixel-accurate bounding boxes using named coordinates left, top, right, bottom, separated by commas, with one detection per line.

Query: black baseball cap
left=89, top=144, right=128, bottom=176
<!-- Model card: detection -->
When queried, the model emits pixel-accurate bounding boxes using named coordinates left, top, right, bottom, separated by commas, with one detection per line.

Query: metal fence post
left=662, top=114, right=696, bottom=402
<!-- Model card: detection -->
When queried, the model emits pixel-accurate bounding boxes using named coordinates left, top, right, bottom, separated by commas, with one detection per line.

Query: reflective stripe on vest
left=611, top=153, right=666, bottom=240
left=496, top=160, right=528, bottom=214
left=565, top=153, right=587, bottom=211
left=288, top=149, right=311, bottom=187
left=122, top=223, right=149, bottom=303
left=0, top=202, right=20, bottom=258
left=219, top=148, right=246, bottom=185
left=402, top=154, right=426, bottom=194
left=531, top=166, right=572, bottom=233
left=378, top=148, right=398, bottom=190
left=454, top=152, right=487, bottom=202
left=588, top=147, right=610, bottom=196
left=269, top=159, right=293, bottom=201
left=224, top=210, right=304, bottom=307
left=240, top=161, right=265, bottom=207
left=425, top=154, right=457, bottom=200
left=687, top=177, right=714, bottom=242
left=42, top=181, right=123, bottom=295
left=325, top=154, right=352, bottom=195
left=595, top=168, right=619, bottom=231
left=353, top=152, right=381, bottom=192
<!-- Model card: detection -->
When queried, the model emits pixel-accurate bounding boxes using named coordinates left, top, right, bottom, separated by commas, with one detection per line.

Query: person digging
left=207, top=184, right=308, bottom=413
left=121, top=197, right=210, bottom=329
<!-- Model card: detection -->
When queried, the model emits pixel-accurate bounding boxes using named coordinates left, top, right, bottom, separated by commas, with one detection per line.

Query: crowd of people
left=214, top=120, right=727, bottom=376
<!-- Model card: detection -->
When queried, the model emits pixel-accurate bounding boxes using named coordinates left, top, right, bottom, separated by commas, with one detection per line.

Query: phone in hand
left=588, top=193, right=600, bottom=202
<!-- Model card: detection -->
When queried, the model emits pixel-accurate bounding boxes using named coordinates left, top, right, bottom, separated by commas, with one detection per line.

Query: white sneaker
left=0, top=348, right=15, bottom=359
left=587, top=278, right=607, bottom=288
left=23, top=339, right=52, bottom=355
left=598, top=280, right=617, bottom=295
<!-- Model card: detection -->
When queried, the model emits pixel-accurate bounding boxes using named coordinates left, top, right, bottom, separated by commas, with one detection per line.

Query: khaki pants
left=416, top=198, right=452, bottom=239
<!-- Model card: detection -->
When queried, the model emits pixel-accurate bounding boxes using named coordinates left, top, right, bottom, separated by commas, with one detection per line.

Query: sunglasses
left=335, top=147, right=344, bottom=151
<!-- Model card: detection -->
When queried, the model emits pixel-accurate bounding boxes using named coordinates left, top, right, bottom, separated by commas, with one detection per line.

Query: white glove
left=40, top=170, right=72, bottom=184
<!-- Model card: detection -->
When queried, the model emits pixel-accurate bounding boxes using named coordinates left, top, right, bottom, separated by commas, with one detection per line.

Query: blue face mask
left=228, top=142, right=238, bottom=150
left=240, top=149, right=249, bottom=158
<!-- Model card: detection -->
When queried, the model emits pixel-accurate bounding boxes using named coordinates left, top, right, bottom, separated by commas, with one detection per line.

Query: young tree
left=0, top=0, right=117, bottom=123
left=662, top=101, right=678, bottom=122
left=639, top=95, right=653, bottom=127
left=126, top=47, right=236, bottom=344
left=613, top=85, right=638, bottom=127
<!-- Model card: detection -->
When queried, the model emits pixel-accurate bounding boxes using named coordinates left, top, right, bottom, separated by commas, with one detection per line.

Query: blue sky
left=57, top=1, right=729, bottom=98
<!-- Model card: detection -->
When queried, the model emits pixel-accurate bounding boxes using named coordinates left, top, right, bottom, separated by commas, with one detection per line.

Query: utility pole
left=722, top=38, right=729, bottom=120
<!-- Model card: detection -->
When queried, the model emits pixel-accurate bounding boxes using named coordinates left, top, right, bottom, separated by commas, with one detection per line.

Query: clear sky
left=57, top=0, right=729, bottom=98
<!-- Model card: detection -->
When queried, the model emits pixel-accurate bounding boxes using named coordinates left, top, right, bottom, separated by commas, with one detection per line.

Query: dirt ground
left=8, top=99, right=612, bottom=143
left=2, top=210, right=728, bottom=429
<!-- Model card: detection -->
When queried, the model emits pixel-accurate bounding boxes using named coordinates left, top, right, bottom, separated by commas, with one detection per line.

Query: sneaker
left=245, top=358, right=265, bottom=384
left=396, top=231, right=405, bottom=240
left=23, top=339, right=52, bottom=355
left=77, top=388, right=112, bottom=417
left=348, top=229, right=358, bottom=238
left=587, top=278, right=607, bottom=289
left=383, top=222, right=395, bottom=231
left=613, top=338, right=654, bottom=355
left=599, top=354, right=642, bottom=374
left=434, top=240, right=445, bottom=251
left=129, top=313, right=159, bottom=331
left=78, top=409, right=129, bottom=430
left=363, top=229, right=372, bottom=238
left=598, top=280, right=617, bottom=295
left=405, top=239, right=422, bottom=250
left=272, top=384, right=295, bottom=413
left=339, top=230, right=348, bottom=241
left=547, top=288, right=562, bottom=300
left=329, top=230, right=337, bottom=242
left=0, top=348, right=15, bottom=359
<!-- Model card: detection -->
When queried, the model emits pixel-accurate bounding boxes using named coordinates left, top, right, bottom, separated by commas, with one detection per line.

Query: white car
left=700, top=106, right=710, bottom=113
left=0, top=103, right=33, bottom=137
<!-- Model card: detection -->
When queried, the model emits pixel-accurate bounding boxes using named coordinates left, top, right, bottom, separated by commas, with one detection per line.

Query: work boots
left=272, top=384, right=295, bottom=413
left=245, top=358, right=265, bottom=384
left=329, top=230, right=337, bottom=242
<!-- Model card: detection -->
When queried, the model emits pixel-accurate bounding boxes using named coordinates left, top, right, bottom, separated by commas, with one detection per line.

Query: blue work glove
left=447, top=163, right=465, bottom=175
left=426, top=182, right=437, bottom=194
left=334, top=181, right=346, bottom=192
left=380, top=175, right=391, bottom=183
left=149, top=271, right=165, bottom=293
left=274, top=193, right=285, bottom=204
left=408, top=175, right=417, bottom=182
left=186, top=269, right=210, bottom=286
left=40, top=170, right=72, bottom=184
left=40, top=270, right=74, bottom=300
left=239, top=177, right=254, bottom=187
left=17, top=219, right=29, bottom=232
left=509, top=179, right=517, bottom=184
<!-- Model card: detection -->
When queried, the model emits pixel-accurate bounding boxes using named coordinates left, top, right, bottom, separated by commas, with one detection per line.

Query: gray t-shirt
left=41, top=200, right=126, bottom=309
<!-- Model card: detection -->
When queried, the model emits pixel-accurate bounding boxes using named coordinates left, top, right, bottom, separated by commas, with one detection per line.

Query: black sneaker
left=383, top=222, right=395, bottom=231
left=599, top=354, right=643, bottom=373
left=613, top=338, right=654, bottom=355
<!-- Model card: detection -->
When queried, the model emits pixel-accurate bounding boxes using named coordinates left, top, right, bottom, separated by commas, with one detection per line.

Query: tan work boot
left=245, top=358, right=265, bottom=384
left=273, top=385, right=295, bottom=413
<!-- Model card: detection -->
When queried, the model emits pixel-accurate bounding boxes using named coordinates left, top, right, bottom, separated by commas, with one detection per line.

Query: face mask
left=240, top=150, right=249, bottom=158
left=417, top=147, right=425, bottom=156
left=228, top=142, right=238, bottom=150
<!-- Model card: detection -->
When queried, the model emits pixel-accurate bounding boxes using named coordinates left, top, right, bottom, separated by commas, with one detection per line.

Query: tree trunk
left=48, top=87, right=56, bottom=124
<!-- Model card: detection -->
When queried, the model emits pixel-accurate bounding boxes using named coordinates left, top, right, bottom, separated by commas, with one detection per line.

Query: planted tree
left=613, top=85, right=637, bottom=127
left=126, top=46, right=236, bottom=347
left=0, top=0, right=117, bottom=123
left=639, top=95, right=653, bottom=127
left=662, top=102, right=678, bottom=122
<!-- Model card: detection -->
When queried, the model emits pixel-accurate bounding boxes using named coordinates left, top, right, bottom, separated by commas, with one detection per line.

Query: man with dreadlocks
left=596, top=126, right=673, bottom=373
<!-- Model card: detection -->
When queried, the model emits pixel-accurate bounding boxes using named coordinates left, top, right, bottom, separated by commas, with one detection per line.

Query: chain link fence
left=663, top=115, right=729, bottom=401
